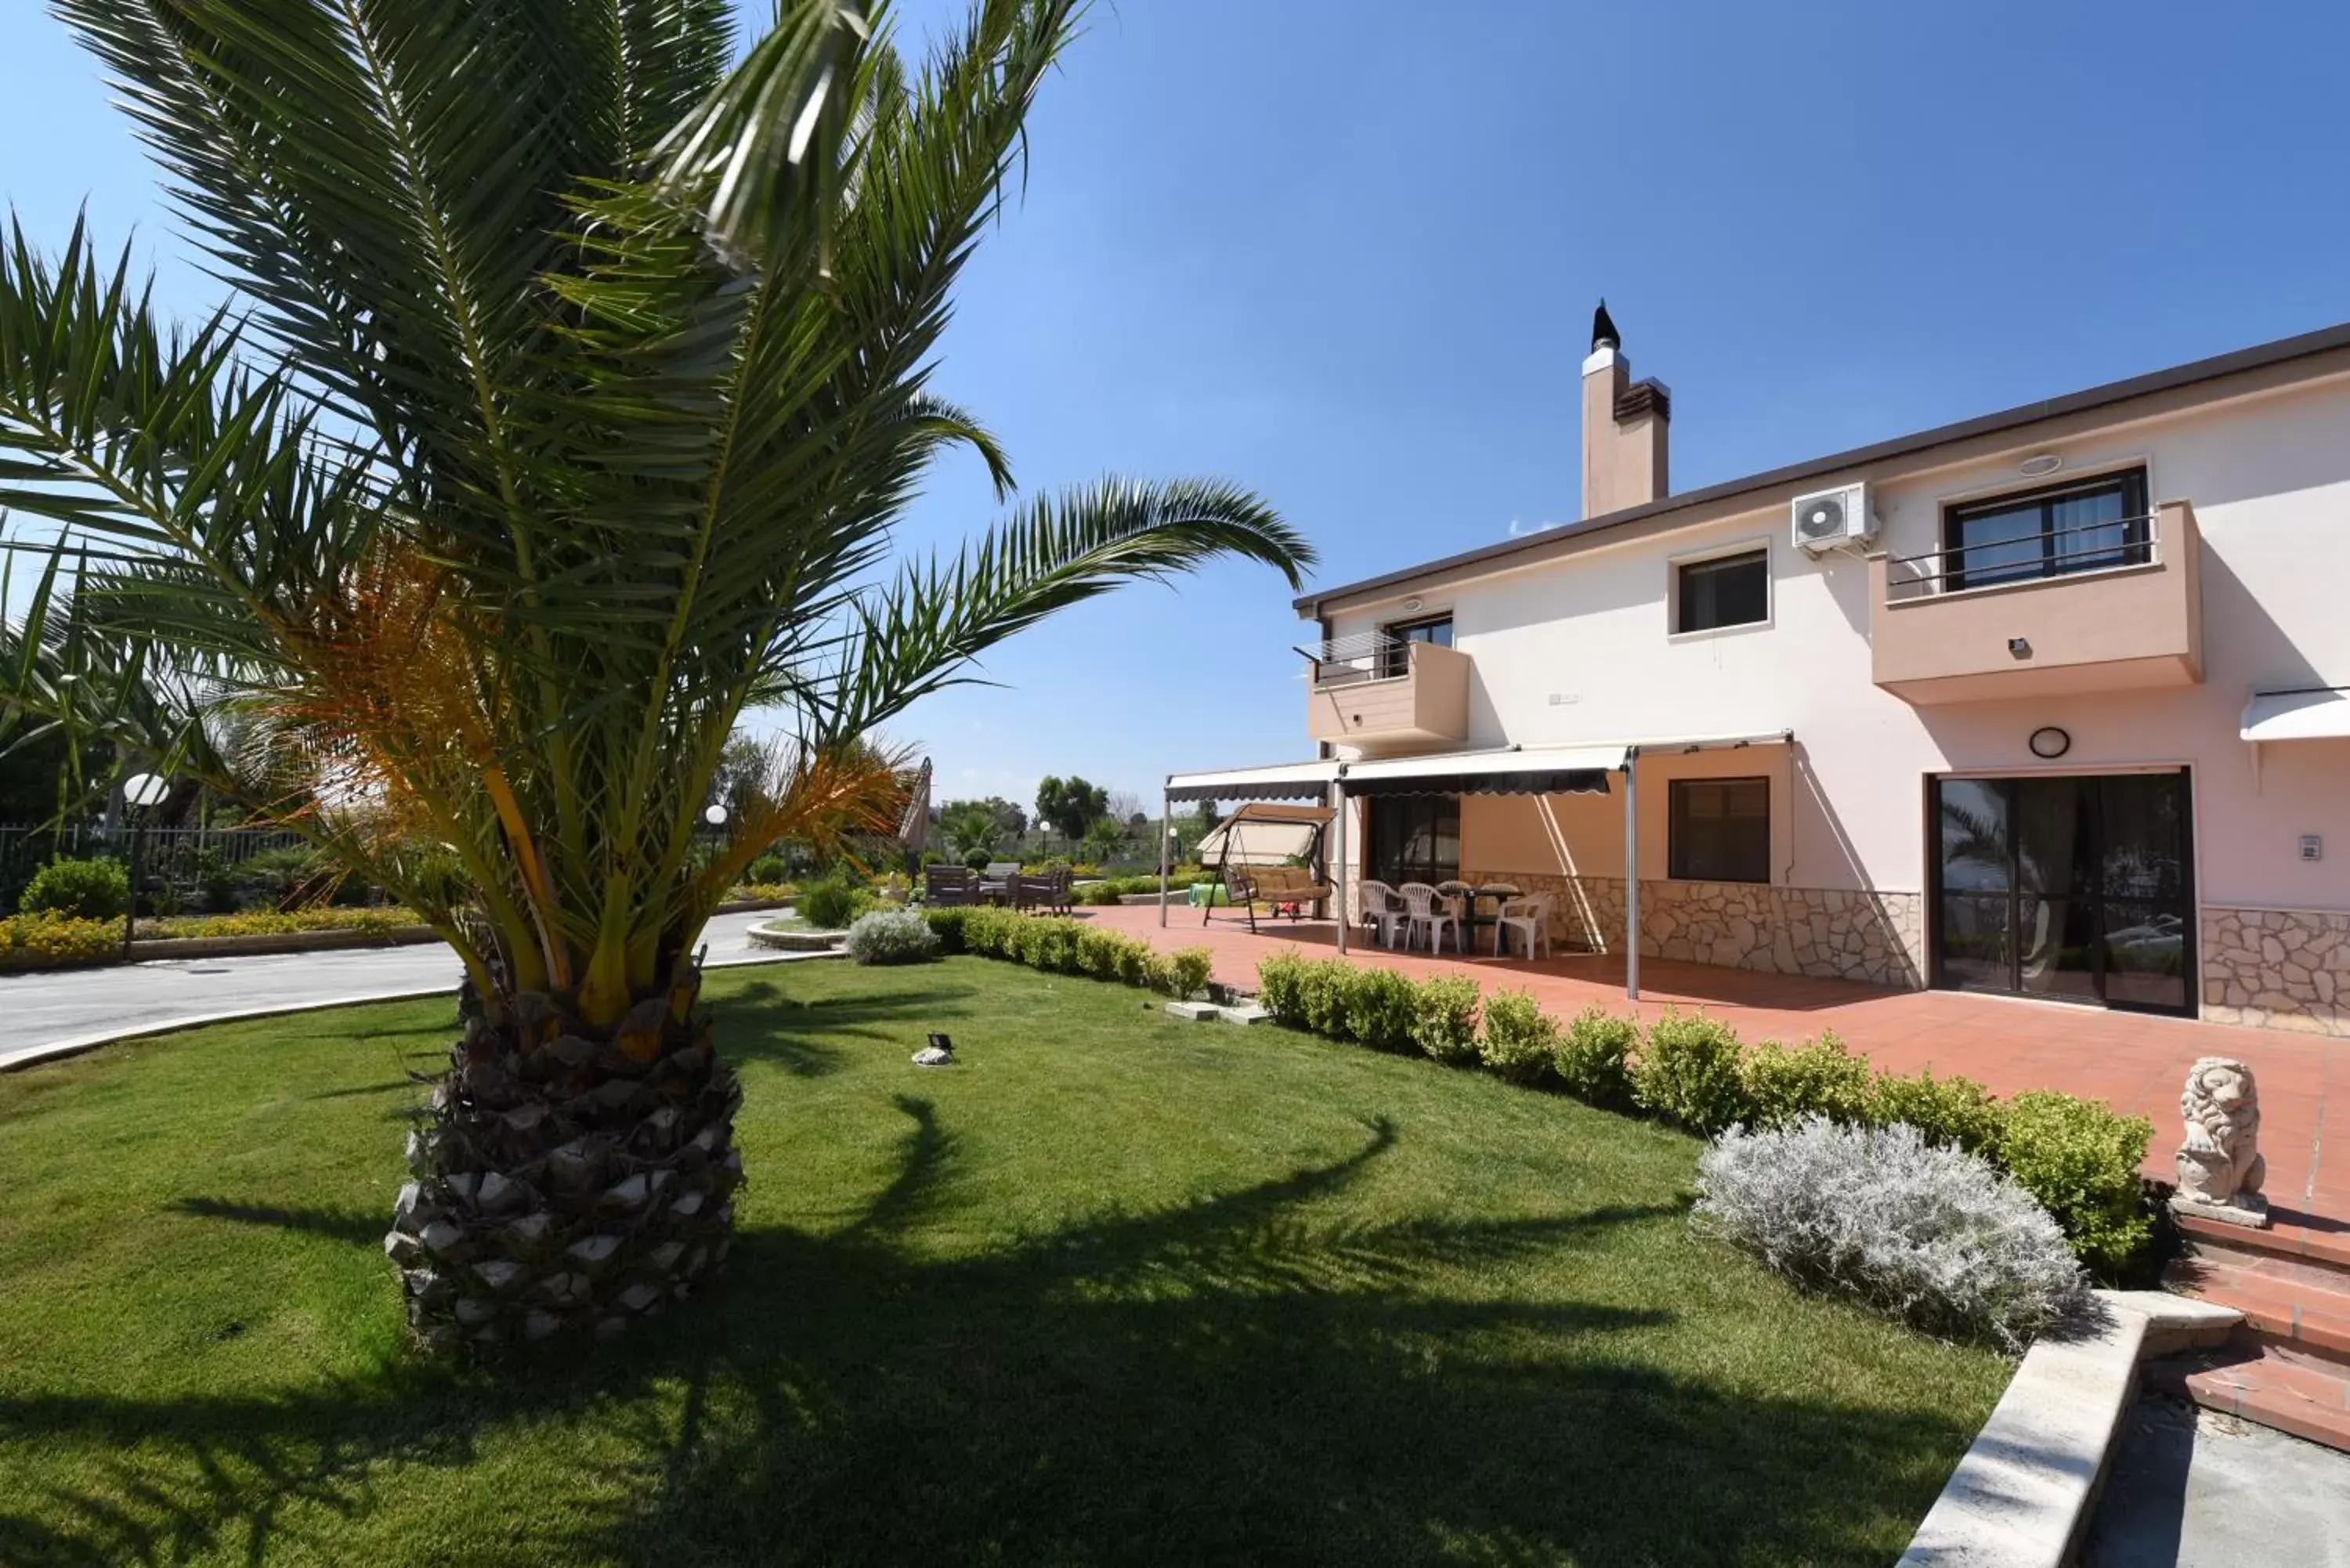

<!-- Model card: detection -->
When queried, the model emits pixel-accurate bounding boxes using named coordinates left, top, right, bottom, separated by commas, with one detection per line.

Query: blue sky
left=5, top=2, right=2348, bottom=817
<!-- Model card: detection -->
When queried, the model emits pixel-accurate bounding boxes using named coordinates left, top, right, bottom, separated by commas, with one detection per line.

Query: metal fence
left=0, top=822, right=312, bottom=900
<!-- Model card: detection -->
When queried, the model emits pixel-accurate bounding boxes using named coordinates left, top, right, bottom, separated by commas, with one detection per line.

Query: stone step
left=2146, top=1341, right=2350, bottom=1454
left=2175, top=1209, right=2350, bottom=1273
left=2164, top=1252, right=2350, bottom=1361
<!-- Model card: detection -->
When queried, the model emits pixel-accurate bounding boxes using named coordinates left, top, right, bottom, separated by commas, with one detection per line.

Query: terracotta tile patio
left=1085, top=902, right=2345, bottom=1243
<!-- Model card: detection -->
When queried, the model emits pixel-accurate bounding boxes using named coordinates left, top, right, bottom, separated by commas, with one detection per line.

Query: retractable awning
left=2242, top=687, right=2350, bottom=743
left=1339, top=743, right=1625, bottom=798
left=1165, top=759, right=1341, bottom=802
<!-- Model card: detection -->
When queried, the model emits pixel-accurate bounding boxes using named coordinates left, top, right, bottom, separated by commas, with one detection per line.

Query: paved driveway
left=0, top=909, right=790, bottom=1071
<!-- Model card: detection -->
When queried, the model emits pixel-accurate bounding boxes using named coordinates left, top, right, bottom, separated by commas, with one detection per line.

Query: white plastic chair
left=1355, top=880, right=1405, bottom=948
left=1493, top=892, right=1553, bottom=959
left=1397, top=882, right=1462, bottom=954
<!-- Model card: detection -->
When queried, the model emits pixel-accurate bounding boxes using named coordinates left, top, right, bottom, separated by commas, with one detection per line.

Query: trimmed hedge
left=1251, top=955, right=2157, bottom=1277
left=1554, top=1006, right=1637, bottom=1107
left=922, top=907, right=1210, bottom=1001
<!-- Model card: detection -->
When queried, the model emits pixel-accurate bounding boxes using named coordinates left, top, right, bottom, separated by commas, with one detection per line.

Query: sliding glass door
left=1930, top=771, right=2193, bottom=1016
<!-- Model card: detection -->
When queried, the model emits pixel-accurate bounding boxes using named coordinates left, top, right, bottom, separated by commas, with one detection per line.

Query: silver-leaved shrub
left=844, top=908, right=941, bottom=966
left=1694, top=1115, right=2087, bottom=1349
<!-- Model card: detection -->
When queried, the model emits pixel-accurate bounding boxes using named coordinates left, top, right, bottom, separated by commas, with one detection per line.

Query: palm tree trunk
left=384, top=962, right=741, bottom=1348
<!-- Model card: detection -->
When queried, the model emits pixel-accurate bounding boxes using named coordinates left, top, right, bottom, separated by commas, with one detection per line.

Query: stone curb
left=0, top=938, right=826, bottom=1076
left=1896, top=1290, right=2241, bottom=1566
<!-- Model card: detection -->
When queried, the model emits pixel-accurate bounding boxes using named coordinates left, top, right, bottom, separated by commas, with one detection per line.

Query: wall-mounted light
left=2019, top=453, right=2063, bottom=478
left=2007, top=637, right=2032, bottom=659
left=1401, top=596, right=1424, bottom=612
left=2029, top=725, right=2070, bottom=759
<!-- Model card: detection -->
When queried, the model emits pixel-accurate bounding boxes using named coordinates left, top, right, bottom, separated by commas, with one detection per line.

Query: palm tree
left=0, top=0, right=1310, bottom=1350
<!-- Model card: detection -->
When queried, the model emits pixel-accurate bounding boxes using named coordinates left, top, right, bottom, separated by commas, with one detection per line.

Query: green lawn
left=0, top=957, right=2006, bottom=1565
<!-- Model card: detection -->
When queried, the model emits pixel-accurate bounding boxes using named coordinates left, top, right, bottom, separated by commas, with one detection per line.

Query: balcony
left=1870, top=498, right=2204, bottom=704
left=1304, top=633, right=1471, bottom=753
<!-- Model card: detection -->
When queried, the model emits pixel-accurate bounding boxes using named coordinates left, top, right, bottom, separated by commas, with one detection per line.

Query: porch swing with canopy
left=1195, top=801, right=1335, bottom=931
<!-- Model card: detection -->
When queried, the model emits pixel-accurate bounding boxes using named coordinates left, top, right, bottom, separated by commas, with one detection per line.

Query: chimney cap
left=1590, top=299, right=1621, bottom=352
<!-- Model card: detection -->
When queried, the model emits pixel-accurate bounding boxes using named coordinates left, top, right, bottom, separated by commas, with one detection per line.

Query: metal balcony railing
left=1885, top=512, right=2160, bottom=602
left=1300, top=630, right=1418, bottom=688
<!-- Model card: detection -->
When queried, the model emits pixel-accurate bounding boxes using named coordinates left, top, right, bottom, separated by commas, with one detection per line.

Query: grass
left=0, top=958, right=2007, bottom=1565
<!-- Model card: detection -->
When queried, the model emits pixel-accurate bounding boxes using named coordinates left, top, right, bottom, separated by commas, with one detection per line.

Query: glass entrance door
left=1930, top=771, right=2193, bottom=1016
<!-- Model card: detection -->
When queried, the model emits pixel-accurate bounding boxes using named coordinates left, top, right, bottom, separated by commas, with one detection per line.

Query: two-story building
left=1166, top=309, right=2350, bottom=1036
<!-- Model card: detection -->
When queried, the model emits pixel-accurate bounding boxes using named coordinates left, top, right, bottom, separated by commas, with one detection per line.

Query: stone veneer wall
left=1462, top=868, right=1927, bottom=990
left=2202, top=907, right=2350, bottom=1037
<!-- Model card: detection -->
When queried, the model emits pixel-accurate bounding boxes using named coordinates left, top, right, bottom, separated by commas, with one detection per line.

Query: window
left=1379, top=615, right=1453, bottom=678
left=1674, top=549, right=1768, bottom=634
left=1943, top=469, right=2149, bottom=591
left=1669, top=778, right=1770, bottom=883
left=1367, top=796, right=1459, bottom=886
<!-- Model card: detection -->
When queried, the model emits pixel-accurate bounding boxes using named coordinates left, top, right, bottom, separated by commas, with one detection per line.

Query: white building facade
left=1250, top=316, right=2350, bottom=1035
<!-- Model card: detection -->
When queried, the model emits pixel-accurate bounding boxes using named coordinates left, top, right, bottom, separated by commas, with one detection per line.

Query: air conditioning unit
left=1790, top=481, right=1875, bottom=555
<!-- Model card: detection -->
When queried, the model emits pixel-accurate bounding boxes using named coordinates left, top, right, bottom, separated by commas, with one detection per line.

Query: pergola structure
left=1159, top=734, right=1792, bottom=1000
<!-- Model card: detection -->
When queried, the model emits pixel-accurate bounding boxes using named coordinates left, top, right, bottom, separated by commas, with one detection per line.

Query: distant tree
left=1104, top=787, right=1141, bottom=824
left=938, top=796, right=1025, bottom=838
left=1081, top=815, right=1126, bottom=864
left=942, top=805, right=1003, bottom=860
left=1036, top=775, right=1108, bottom=841
left=1198, top=800, right=1221, bottom=829
left=709, top=733, right=768, bottom=822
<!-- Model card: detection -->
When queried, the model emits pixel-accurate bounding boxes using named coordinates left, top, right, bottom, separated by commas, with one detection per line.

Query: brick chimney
left=1581, top=301, right=1670, bottom=518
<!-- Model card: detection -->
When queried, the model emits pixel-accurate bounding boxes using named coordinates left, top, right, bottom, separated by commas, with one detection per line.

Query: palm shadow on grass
left=2, top=1099, right=1978, bottom=1567
left=713, top=978, right=978, bottom=1078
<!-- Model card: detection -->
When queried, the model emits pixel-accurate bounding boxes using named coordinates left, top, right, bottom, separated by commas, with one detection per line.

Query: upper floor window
left=1379, top=615, right=1452, bottom=678
left=1942, top=468, right=2149, bottom=592
left=1674, top=548, right=1769, bottom=634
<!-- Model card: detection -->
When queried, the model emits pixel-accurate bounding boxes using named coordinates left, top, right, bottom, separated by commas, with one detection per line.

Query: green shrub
left=1343, top=966, right=1419, bottom=1052
left=1076, top=927, right=1130, bottom=981
left=232, top=844, right=338, bottom=910
left=1553, top=1006, right=1638, bottom=1107
left=1412, top=977, right=1482, bottom=1067
left=1998, top=1091, right=2154, bottom=1276
left=1741, top=1031, right=1874, bottom=1129
left=1632, top=1010, right=1752, bottom=1134
left=1477, top=989, right=1557, bottom=1085
left=843, top=909, right=939, bottom=965
left=19, top=856, right=131, bottom=921
left=1168, top=946, right=1213, bottom=1001
left=961, top=906, right=1022, bottom=957
left=1297, top=959, right=1355, bottom=1039
left=797, top=878, right=869, bottom=930
left=1256, top=955, right=1311, bottom=1025
left=921, top=906, right=971, bottom=954
left=1015, top=916, right=1083, bottom=974
left=1867, top=1068, right=2006, bottom=1156
left=962, top=847, right=992, bottom=871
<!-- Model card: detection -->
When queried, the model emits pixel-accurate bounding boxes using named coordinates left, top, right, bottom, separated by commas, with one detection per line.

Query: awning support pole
left=1623, top=749, right=1640, bottom=1003
left=1332, top=783, right=1349, bottom=956
left=1158, top=789, right=1173, bottom=927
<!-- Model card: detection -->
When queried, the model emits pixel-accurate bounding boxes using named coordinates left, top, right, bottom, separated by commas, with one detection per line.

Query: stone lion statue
left=2175, top=1056, right=2265, bottom=1212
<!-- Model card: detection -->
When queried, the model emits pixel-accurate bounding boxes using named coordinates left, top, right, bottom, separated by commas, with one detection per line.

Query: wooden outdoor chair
left=924, top=864, right=975, bottom=907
